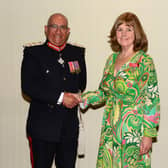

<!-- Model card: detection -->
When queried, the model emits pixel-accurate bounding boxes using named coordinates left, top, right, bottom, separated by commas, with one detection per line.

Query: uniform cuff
left=57, top=92, right=64, bottom=105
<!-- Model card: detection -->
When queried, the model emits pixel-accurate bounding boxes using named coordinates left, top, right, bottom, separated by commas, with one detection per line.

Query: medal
left=58, top=53, right=64, bottom=65
left=68, top=61, right=81, bottom=73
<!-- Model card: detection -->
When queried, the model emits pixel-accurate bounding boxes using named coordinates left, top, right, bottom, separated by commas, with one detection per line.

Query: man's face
left=45, top=15, right=70, bottom=46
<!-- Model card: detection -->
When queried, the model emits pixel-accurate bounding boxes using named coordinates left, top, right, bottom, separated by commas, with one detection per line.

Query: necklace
left=118, top=51, right=135, bottom=59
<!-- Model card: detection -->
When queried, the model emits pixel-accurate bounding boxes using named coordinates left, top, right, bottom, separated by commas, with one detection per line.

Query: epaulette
left=23, top=41, right=43, bottom=48
left=23, top=41, right=85, bottom=48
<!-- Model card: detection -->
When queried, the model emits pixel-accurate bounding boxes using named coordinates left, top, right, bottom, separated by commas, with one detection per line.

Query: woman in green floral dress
left=80, top=12, right=160, bottom=168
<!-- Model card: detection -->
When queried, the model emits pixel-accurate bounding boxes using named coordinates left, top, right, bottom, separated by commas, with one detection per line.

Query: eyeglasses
left=47, top=24, right=68, bottom=32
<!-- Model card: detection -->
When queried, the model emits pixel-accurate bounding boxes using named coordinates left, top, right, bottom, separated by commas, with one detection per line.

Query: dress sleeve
left=140, top=55, right=160, bottom=137
left=80, top=55, right=113, bottom=109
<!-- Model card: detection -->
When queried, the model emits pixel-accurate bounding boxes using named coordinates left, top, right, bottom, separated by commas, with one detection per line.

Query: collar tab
left=47, top=42, right=66, bottom=52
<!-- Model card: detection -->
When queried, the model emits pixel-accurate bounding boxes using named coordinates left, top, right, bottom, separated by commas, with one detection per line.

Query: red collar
left=47, top=42, right=66, bottom=52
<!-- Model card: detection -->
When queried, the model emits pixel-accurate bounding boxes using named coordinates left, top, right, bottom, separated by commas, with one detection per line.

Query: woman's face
left=116, top=23, right=135, bottom=50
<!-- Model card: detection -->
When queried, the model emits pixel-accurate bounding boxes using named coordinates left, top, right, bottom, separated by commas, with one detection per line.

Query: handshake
left=62, top=92, right=83, bottom=109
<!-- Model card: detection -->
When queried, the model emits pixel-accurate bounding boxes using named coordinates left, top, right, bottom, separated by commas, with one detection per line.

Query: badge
left=58, top=57, right=64, bottom=65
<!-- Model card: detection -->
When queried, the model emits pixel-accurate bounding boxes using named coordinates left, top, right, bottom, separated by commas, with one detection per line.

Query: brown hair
left=109, top=12, right=148, bottom=52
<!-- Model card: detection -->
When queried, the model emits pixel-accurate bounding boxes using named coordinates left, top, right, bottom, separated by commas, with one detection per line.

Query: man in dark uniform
left=21, top=13, right=86, bottom=168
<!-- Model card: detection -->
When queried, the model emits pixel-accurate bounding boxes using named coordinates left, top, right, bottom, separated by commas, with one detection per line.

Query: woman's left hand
left=139, top=136, right=152, bottom=155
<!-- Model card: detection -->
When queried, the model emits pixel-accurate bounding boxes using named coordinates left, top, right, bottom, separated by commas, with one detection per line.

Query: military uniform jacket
left=21, top=42, right=87, bottom=142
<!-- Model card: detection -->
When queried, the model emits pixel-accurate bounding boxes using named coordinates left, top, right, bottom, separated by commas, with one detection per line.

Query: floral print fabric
left=81, top=50, right=160, bottom=168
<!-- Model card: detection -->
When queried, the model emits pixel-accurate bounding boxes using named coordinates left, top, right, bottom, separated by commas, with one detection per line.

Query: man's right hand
left=63, top=92, right=81, bottom=109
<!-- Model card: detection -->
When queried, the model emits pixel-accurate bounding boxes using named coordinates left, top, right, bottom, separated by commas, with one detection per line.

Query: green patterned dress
left=81, top=50, right=160, bottom=168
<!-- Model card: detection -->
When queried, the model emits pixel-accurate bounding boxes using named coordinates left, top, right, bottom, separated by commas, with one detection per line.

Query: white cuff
left=57, top=92, right=64, bottom=105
